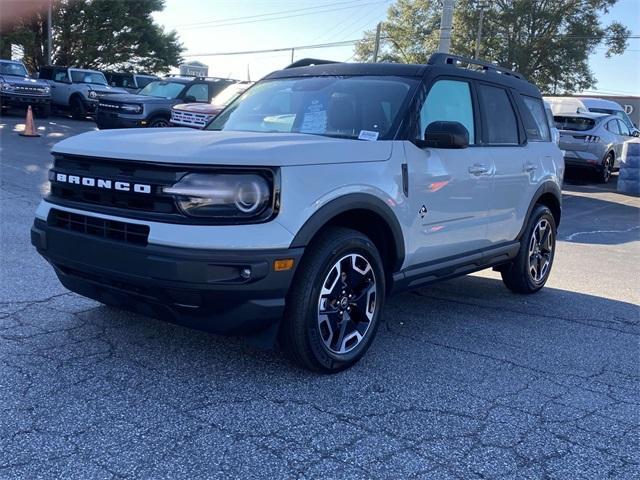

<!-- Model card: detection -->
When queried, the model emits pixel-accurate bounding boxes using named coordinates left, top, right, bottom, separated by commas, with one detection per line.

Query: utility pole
left=372, top=22, right=382, bottom=63
left=438, top=0, right=455, bottom=53
left=474, top=1, right=486, bottom=59
left=47, top=0, right=53, bottom=65
left=290, top=48, right=294, bottom=63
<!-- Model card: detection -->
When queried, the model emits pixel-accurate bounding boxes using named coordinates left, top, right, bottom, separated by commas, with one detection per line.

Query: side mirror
left=183, top=95, right=197, bottom=103
left=417, top=121, right=469, bottom=149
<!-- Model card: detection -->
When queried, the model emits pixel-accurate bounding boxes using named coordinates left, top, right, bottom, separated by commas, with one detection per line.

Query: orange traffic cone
left=19, top=105, right=41, bottom=137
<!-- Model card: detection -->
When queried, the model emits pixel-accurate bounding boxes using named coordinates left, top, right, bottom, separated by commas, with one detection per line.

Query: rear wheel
left=280, top=227, right=385, bottom=373
left=598, top=152, right=614, bottom=183
left=501, top=205, right=556, bottom=294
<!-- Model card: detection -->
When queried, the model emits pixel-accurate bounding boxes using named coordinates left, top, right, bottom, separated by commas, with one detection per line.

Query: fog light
left=273, top=259, right=294, bottom=271
left=240, top=267, right=252, bottom=279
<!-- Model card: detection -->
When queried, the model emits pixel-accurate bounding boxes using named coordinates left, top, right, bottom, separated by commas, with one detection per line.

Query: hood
left=173, top=103, right=222, bottom=115
left=0, top=75, right=49, bottom=88
left=52, top=129, right=393, bottom=167
left=90, top=85, right=128, bottom=95
left=104, top=93, right=172, bottom=104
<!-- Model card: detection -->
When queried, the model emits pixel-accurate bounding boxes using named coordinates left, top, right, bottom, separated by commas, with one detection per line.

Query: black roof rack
left=164, top=73, right=236, bottom=82
left=285, top=58, right=341, bottom=69
left=428, top=53, right=525, bottom=81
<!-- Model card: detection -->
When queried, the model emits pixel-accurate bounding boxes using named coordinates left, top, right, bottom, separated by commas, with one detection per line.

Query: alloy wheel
left=317, top=253, right=377, bottom=355
left=151, top=119, right=169, bottom=127
left=527, top=218, right=553, bottom=283
left=602, top=156, right=612, bottom=182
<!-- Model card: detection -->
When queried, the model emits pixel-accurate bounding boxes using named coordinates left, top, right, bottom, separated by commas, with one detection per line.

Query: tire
left=501, top=205, right=556, bottom=294
left=70, top=96, right=86, bottom=120
left=598, top=152, right=614, bottom=183
left=280, top=227, right=386, bottom=373
left=148, top=116, right=170, bottom=128
left=36, top=104, right=51, bottom=119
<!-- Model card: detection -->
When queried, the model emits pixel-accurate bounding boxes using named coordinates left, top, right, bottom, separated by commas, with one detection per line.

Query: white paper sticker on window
left=300, top=100, right=327, bottom=134
left=358, top=130, right=379, bottom=141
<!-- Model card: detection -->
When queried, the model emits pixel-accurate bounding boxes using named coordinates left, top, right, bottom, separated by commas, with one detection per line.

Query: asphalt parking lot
left=1, top=112, right=639, bottom=479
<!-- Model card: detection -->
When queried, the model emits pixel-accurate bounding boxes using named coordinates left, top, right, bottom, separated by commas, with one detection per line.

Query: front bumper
left=95, top=110, right=144, bottom=129
left=31, top=217, right=303, bottom=334
left=0, top=93, right=50, bottom=107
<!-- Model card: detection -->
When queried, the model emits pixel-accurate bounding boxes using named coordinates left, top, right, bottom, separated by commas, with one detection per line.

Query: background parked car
left=555, top=112, right=634, bottom=182
left=104, top=71, right=159, bottom=93
left=0, top=59, right=51, bottom=117
left=95, top=75, right=237, bottom=129
left=545, top=96, right=639, bottom=136
left=170, top=80, right=254, bottom=128
left=38, top=66, right=128, bottom=119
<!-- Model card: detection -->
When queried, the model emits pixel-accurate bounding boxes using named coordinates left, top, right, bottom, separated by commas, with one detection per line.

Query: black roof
left=265, top=53, right=540, bottom=97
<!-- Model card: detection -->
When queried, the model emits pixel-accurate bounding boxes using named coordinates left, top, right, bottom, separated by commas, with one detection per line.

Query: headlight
left=88, top=90, right=97, bottom=99
left=43, top=86, right=50, bottom=94
left=121, top=104, right=142, bottom=114
left=164, top=173, right=273, bottom=219
left=1, top=83, right=14, bottom=91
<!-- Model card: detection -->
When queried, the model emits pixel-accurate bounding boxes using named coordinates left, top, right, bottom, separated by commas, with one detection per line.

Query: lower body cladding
left=30, top=215, right=304, bottom=336
left=0, top=94, right=51, bottom=115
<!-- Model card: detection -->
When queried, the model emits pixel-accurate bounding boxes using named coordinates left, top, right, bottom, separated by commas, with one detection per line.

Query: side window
left=521, top=96, right=550, bottom=142
left=53, top=69, right=68, bottom=82
left=607, top=119, right=621, bottom=134
left=184, top=83, right=209, bottom=102
left=477, top=84, right=519, bottom=144
left=419, top=79, right=475, bottom=143
left=618, top=119, right=631, bottom=136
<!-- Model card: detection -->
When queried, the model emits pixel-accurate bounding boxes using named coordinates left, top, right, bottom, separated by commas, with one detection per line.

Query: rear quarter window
left=554, top=116, right=595, bottom=131
left=521, top=96, right=551, bottom=142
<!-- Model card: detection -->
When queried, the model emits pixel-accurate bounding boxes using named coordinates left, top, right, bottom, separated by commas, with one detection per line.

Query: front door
left=404, top=78, right=493, bottom=266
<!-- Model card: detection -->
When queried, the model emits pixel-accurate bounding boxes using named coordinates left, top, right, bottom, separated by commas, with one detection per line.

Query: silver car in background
left=555, top=112, right=634, bottom=183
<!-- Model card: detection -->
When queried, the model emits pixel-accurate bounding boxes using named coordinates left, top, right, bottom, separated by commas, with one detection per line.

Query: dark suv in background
left=104, top=72, right=159, bottom=94
left=95, top=76, right=237, bottom=129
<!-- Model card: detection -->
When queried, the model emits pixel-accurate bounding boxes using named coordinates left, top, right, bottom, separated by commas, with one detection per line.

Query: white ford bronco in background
left=32, top=54, right=564, bottom=373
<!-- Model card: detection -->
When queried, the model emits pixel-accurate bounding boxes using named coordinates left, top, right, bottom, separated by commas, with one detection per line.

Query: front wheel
left=70, top=97, right=86, bottom=120
left=501, top=205, right=556, bottom=294
left=148, top=117, right=170, bottom=128
left=280, top=227, right=386, bottom=373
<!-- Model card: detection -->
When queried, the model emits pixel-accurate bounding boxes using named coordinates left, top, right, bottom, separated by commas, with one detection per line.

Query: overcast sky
left=153, top=0, right=639, bottom=95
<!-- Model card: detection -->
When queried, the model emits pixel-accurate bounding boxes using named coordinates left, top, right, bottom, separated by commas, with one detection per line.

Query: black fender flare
left=517, top=181, right=562, bottom=239
left=290, top=193, right=406, bottom=271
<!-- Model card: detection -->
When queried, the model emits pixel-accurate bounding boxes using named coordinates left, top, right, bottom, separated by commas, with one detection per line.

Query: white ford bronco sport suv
left=32, top=54, right=564, bottom=373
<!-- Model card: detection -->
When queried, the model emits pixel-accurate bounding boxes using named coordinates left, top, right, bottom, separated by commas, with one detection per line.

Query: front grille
left=98, top=102, right=122, bottom=112
left=48, top=209, right=149, bottom=246
left=49, top=155, right=182, bottom=215
left=14, top=85, right=47, bottom=95
left=171, top=110, right=212, bottom=128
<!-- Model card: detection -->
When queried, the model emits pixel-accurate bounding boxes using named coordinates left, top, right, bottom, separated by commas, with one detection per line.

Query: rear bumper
left=31, top=217, right=303, bottom=334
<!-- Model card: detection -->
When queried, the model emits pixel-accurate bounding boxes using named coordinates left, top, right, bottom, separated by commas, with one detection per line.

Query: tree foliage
left=0, top=0, right=183, bottom=74
left=355, top=0, right=631, bottom=93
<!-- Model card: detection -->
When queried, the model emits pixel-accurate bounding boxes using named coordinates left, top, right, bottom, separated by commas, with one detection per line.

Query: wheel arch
left=290, top=193, right=406, bottom=279
left=518, top=181, right=562, bottom=239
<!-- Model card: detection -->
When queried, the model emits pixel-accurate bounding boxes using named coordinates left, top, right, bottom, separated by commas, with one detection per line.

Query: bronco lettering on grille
left=52, top=172, right=152, bottom=194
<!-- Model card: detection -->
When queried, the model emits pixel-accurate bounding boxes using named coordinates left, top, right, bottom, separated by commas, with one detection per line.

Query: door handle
left=468, top=164, right=490, bottom=176
left=524, top=163, right=537, bottom=173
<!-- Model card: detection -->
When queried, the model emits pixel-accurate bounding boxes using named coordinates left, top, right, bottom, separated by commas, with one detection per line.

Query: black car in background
left=104, top=72, right=159, bottom=94
left=95, top=76, right=237, bottom=129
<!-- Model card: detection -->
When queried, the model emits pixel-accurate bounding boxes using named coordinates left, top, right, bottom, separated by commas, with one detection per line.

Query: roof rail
left=164, top=74, right=236, bottom=82
left=285, top=58, right=341, bottom=69
left=428, top=53, right=525, bottom=81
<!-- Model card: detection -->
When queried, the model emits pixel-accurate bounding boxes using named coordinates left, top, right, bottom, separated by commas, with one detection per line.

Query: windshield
left=139, top=80, right=185, bottom=99
left=71, top=70, right=107, bottom=85
left=554, top=116, right=596, bottom=131
left=212, top=83, right=251, bottom=106
left=0, top=61, right=28, bottom=77
left=207, top=76, right=417, bottom=140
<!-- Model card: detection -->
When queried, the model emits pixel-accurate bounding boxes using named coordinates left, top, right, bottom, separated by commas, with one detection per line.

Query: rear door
left=404, top=77, right=493, bottom=263
left=476, top=83, right=533, bottom=244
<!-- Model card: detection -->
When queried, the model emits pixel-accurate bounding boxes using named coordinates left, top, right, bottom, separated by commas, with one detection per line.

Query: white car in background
left=544, top=96, right=639, bottom=137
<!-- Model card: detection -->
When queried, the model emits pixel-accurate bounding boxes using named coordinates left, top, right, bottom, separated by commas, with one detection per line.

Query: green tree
left=0, top=0, right=183, bottom=74
left=355, top=0, right=631, bottom=93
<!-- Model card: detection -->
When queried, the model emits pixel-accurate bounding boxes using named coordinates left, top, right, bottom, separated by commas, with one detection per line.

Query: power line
left=184, top=39, right=361, bottom=58
left=177, top=1, right=387, bottom=31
